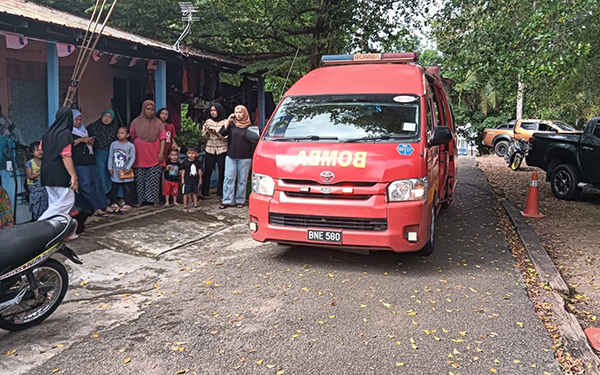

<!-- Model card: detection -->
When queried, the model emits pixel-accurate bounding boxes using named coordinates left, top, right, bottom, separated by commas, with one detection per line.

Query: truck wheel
left=494, top=140, right=510, bottom=157
left=550, top=164, right=582, bottom=200
left=416, top=207, right=435, bottom=256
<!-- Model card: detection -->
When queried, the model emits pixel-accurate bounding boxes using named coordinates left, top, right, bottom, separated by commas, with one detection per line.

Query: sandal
left=121, top=205, right=132, bottom=212
left=153, top=203, right=162, bottom=208
left=236, top=204, right=244, bottom=208
left=219, top=204, right=229, bottom=209
left=183, top=206, right=188, bottom=212
left=94, top=210, right=109, bottom=217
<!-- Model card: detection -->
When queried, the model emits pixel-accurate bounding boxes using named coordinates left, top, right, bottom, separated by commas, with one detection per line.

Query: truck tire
left=550, top=164, right=582, bottom=200
left=494, top=140, right=510, bottom=157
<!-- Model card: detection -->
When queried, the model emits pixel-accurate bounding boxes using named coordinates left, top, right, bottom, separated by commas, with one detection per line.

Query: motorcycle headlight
left=387, top=178, right=428, bottom=202
left=252, top=173, right=275, bottom=196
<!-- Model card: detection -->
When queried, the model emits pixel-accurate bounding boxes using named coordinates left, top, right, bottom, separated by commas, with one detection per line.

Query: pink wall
left=0, top=37, right=114, bottom=124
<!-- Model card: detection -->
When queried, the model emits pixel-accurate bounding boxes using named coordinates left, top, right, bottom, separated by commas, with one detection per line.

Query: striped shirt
left=202, top=119, right=228, bottom=155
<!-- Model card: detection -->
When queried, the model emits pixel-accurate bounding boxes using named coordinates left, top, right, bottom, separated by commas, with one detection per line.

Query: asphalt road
left=0, top=158, right=562, bottom=375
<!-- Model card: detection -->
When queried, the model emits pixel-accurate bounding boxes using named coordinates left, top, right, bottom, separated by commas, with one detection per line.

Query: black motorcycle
left=0, top=214, right=82, bottom=331
left=504, top=138, right=529, bottom=171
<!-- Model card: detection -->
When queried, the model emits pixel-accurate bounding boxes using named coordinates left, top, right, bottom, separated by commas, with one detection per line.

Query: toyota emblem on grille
left=319, top=171, right=335, bottom=183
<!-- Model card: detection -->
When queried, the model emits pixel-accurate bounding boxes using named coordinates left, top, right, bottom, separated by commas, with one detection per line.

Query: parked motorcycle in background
left=505, top=137, right=529, bottom=171
left=0, top=214, right=82, bottom=331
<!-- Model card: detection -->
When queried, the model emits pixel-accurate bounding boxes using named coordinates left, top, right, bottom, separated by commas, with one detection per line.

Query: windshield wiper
left=344, top=135, right=405, bottom=143
left=270, top=135, right=339, bottom=141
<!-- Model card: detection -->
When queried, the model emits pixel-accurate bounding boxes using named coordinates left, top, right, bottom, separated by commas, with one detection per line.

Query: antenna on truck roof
left=279, top=47, right=300, bottom=101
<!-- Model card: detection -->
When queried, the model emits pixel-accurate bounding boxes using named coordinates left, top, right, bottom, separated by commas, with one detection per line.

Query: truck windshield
left=264, top=94, right=420, bottom=143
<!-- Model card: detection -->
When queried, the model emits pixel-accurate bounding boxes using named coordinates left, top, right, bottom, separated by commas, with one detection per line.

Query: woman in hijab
left=130, top=100, right=166, bottom=207
left=218, top=105, right=254, bottom=209
left=38, top=107, right=78, bottom=221
left=71, top=110, right=110, bottom=217
left=87, top=109, right=119, bottom=196
left=201, top=103, right=228, bottom=200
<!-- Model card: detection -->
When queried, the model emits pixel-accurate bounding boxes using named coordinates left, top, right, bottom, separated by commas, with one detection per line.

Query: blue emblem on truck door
left=396, top=144, right=414, bottom=156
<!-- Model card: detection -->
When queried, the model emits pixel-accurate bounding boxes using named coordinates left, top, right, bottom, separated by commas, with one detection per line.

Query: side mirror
left=428, top=126, right=453, bottom=147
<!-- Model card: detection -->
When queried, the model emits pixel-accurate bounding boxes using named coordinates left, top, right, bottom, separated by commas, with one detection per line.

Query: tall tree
left=32, top=0, right=431, bottom=80
left=432, top=0, right=600, bottom=129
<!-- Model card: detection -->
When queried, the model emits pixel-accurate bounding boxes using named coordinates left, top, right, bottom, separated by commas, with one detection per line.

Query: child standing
left=108, top=126, right=136, bottom=212
left=163, top=148, right=181, bottom=206
left=180, top=146, right=202, bottom=212
left=25, top=141, right=48, bottom=219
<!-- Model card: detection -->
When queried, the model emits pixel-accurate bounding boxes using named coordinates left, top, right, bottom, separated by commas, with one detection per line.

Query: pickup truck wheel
left=416, top=207, right=435, bottom=257
left=494, top=140, right=510, bottom=157
left=551, top=164, right=582, bottom=200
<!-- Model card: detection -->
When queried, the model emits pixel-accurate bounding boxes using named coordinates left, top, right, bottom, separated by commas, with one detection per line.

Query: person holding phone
left=218, top=105, right=254, bottom=209
left=201, top=103, right=228, bottom=200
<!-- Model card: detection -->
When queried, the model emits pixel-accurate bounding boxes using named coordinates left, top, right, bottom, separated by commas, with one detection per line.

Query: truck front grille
left=284, top=192, right=372, bottom=200
left=269, top=213, right=387, bottom=231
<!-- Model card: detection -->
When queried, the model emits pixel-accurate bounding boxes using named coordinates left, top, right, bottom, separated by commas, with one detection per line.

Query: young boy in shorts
left=180, top=146, right=202, bottom=211
left=163, top=149, right=181, bottom=206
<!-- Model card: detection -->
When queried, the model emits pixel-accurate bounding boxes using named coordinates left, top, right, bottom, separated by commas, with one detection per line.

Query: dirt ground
left=477, top=156, right=600, bottom=330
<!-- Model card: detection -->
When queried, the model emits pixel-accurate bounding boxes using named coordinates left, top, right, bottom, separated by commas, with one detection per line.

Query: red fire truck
left=248, top=53, right=457, bottom=255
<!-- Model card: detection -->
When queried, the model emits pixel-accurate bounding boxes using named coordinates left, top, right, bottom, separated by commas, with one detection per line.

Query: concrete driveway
left=0, top=158, right=562, bottom=375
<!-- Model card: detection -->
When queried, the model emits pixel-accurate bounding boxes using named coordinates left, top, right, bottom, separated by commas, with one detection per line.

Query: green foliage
left=432, top=0, right=600, bottom=135
left=177, top=104, right=203, bottom=149
left=31, top=0, right=432, bottom=83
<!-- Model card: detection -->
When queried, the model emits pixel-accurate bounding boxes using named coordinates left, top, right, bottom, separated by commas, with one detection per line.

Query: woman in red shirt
left=130, top=101, right=166, bottom=207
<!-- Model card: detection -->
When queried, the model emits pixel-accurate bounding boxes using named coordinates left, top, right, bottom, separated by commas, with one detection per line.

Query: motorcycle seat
left=0, top=219, right=74, bottom=272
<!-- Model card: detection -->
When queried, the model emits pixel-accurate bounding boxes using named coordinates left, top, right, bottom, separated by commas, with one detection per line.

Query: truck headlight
left=387, top=178, right=428, bottom=202
left=252, top=173, right=275, bottom=196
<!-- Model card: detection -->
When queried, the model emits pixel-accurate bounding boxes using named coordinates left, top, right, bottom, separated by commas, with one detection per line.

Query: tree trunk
left=516, top=78, right=524, bottom=120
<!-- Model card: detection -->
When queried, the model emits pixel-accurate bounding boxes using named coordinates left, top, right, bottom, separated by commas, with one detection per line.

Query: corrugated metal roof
left=0, top=0, right=245, bottom=67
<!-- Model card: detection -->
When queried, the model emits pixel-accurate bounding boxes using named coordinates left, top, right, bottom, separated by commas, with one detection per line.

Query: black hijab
left=42, top=107, right=74, bottom=161
left=211, top=103, right=227, bottom=122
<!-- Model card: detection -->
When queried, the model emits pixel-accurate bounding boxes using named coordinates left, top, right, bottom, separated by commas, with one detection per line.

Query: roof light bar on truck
left=321, top=52, right=418, bottom=66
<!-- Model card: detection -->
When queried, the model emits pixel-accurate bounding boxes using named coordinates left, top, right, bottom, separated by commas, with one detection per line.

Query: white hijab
left=72, top=109, right=93, bottom=154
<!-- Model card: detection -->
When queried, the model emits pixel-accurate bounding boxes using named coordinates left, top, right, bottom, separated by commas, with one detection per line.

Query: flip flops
left=219, top=204, right=229, bottom=209
left=94, top=210, right=109, bottom=217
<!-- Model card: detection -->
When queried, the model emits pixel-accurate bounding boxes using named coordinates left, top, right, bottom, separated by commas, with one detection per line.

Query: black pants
left=110, top=181, right=135, bottom=206
left=202, top=152, right=226, bottom=197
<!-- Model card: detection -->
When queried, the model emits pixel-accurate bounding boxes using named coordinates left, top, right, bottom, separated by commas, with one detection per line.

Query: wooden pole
left=63, top=0, right=118, bottom=107
left=72, top=0, right=101, bottom=79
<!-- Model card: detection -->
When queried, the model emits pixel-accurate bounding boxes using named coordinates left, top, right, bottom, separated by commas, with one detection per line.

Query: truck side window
left=426, top=100, right=433, bottom=133
left=593, top=123, right=600, bottom=138
left=538, top=123, right=551, bottom=131
left=432, top=86, right=445, bottom=126
left=520, top=122, right=537, bottom=131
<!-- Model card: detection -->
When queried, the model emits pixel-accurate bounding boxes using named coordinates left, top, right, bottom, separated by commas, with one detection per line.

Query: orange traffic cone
left=521, top=172, right=544, bottom=218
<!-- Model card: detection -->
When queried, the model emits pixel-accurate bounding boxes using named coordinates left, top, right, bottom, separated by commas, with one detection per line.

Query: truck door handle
left=583, top=146, right=594, bottom=151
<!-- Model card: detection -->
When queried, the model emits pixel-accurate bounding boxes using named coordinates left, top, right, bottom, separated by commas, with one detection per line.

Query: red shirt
left=40, top=141, right=72, bottom=157
left=131, top=128, right=167, bottom=168
left=163, top=123, right=177, bottom=161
